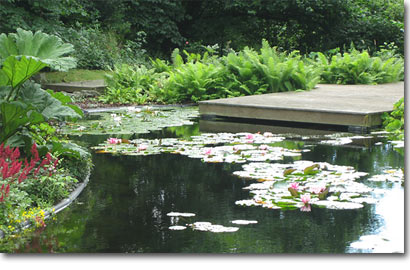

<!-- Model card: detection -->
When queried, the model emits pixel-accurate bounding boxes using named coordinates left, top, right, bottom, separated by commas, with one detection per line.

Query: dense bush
left=382, top=97, right=404, bottom=140
left=57, top=27, right=147, bottom=70
left=312, top=46, right=404, bottom=84
left=0, top=0, right=404, bottom=60
left=100, top=39, right=404, bottom=105
left=100, top=40, right=321, bottom=104
left=99, top=64, right=165, bottom=104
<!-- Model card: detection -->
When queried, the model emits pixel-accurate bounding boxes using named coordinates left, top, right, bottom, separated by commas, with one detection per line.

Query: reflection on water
left=12, top=120, right=404, bottom=253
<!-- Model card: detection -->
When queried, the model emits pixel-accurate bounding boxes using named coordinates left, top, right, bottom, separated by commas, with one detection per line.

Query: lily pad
left=61, top=106, right=200, bottom=136
left=167, top=212, right=196, bottom=217
left=231, top=220, right=258, bottom=225
left=169, top=226, right=187, bottom=230
left=188, top=222, right=239, bottom=233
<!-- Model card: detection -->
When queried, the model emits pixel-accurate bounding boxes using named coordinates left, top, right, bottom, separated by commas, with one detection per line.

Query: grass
left=40, top=69, right=111, bottom=83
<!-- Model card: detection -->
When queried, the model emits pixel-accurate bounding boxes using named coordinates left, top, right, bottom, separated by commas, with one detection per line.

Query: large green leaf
left=0, top=28, right=76, bottom=71
left=18, top=82, right=82, bottom=121
left=0, top=100, right=44, bottom=143
left=0, top=55, right=46, bottom=88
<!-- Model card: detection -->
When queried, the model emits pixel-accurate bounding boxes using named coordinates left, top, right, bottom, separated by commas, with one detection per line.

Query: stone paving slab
left=199, top=82, right=404, bottom=128
left=42, top=79, right=106, bottom=93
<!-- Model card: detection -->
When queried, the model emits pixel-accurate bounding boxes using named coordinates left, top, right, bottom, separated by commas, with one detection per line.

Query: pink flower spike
left=300, top=193, right=311, bottom=205
left=107, top=138, right=122, bottom=144
left=289, top=182, right=299, bottom=190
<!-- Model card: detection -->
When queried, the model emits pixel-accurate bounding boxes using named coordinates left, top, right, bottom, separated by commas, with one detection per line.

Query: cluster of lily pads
left=167, top=212, right=257, bottom=233
left=93, top=129, right=404, bottom=212
left=60, top=106, right=200, bottom=136
left=87, top=113, right=404, bottom=213
left=92, top=132, right=305, bottom=164
left=234, top=160, right=376, bottom=211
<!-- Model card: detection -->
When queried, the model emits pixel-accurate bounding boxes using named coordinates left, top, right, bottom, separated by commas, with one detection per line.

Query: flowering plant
left=0, top=143, right=77, bottom=238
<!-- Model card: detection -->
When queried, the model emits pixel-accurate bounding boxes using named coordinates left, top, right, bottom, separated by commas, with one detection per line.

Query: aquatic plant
left=61, top=106, right=199, bottom=136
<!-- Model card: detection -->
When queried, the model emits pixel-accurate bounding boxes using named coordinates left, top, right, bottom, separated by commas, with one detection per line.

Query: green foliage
left=313, top=46, right=404, bottom=84
left=57, top=27, right=147, bottom=70
left=382, top=97, right=404, bottom=140
left=99, top=64, right=165, bottom=104
left=0, top=28, right=76, bottom=71
left=1, top=0, right=403, bottom=60
left=223, top=40, right=321, bottom=96
left=163, top=61, right=225, bottom=103
left=101, top=41, right=321, bottom=104
left=0, top=29, right=82, bottom=148
left=0, top=144, right=79, bottom=239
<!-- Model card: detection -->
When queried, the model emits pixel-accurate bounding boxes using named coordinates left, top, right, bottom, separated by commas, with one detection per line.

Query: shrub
left=99, top=64, right=165, bottom=104
left=382, top=97, right=404, bottom=140
left=101, top=40, right=322, bottom=104
left=222, top=40, right=321, bottom=96
left=312, top=46, right=404, bottom=84
left=57, top=27, right=147, bottom=70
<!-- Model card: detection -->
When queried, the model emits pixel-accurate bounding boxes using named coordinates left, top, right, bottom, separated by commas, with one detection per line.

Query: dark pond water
left=11, top=117, right=404, bottom=253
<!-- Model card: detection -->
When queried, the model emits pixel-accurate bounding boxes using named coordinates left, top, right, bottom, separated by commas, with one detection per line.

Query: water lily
left=107, top=138, right=122, bottom=144
left=204, top=148, right=212, bottom=155
left=289, top=182, right=299, bottom=190
left=311, top=186, right=326, bottom=194
left=245, top=134, right=254, bottom=140
left=263, top=132, right=273, bottom=137
left=111, top=113, right=122, bottom=121
left=300, top=205, right=311, bottom=212
left=300, top=193, right=311, bottom=205
left=138, top=144, right=148, bottom=151
left=127, top=107, right=142, bottom=113
left=259, top=144, right=268, bottom=150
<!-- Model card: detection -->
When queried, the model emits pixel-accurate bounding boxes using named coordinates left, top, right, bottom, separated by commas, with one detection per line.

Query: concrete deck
left=42, top=80, right=106, bottom=93
left=199, top=82, right=404, bottom=128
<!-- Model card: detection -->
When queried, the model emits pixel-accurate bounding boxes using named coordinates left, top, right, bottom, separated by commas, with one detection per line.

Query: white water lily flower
left=127, top=107, right=142, bottom=113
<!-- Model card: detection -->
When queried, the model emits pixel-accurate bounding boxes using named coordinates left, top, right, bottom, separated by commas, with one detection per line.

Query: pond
left=12, top=106, right=404, bottom=253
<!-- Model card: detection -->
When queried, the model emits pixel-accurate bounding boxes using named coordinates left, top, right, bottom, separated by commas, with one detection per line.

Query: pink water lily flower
left=259, top=144, right=268, bottom=150
left=289, top=182, right=299, bottom=190
left=245, top=134, right=254, bottom=140
left=138, top=144, right=148, bottom=151
left=300, top=193, right=311, bottom=205
left=204, top=149, right=212, bottom=155
left=311, top=186, right=326, bottom=194
left=107, top=138, right=122, bottom=144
